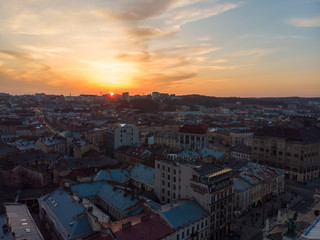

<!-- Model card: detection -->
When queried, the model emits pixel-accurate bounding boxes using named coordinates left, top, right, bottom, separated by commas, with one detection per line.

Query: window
left=168, top=167, right=170, bottom=172
left=168, top=191, right=170, bottom=195
left=168, top=182, right=170, bottom=187
left=174, top=169, right=176, bottom=174
left=168, top=175, right=170, bottom=180
left=157, top=163, right=160, bottom=169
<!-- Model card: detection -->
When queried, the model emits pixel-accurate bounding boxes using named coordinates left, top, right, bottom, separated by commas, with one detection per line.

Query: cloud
left=232, top=48, right=275, bottom=57
left=136, top=72, right=197, bottom=88
left=287, top=16, right=320, bottom=27
left=115, top=51, right=151, bottom=62
left=0, top=49, right=33, bottom=60
left=164, top=2, right=241, bottom=26
left=96, top=0, right=174, bottom=22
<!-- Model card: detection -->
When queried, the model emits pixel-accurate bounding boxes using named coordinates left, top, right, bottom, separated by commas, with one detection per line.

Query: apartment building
left=106, top=123, right=139, bottom=157
left=252, top=127, right=320, bottom=182
left=233, top=162, right=284, bottom=214
left=154, top=157, right=233, bottom=240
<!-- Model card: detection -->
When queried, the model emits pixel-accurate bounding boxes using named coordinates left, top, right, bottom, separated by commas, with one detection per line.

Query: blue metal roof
left=98, top=183, right=141, bottom=215
left=71, top=182, right=141, bottom=216
left=130, top=164, right=154, bottom=187
left=93, top=169, right=130, bottom=183
left=40, top=189, right=93, bottom=240
left=70, top=181, right=104, bottom=198
left=161, top=200, right=208, bottom=229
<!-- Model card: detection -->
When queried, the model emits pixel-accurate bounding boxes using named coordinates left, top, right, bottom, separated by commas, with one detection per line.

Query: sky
left=0, top=0, right=319, bottom=97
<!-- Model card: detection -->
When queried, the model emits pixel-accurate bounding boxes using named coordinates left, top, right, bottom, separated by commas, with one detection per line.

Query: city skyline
left=0, top=0, right=319, bottom=97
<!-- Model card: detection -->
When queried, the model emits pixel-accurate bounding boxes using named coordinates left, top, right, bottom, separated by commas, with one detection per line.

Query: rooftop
left=179, top=123, right=208, bottom=135
left=4, top=203, right=44, bottom=240
left=161, top=200, right=209, bottom=229
left=39, top=188, right=93, bottom=240
left=254, top=127, right=320, bottom=143
left=113, top=214, right=174, bottom=240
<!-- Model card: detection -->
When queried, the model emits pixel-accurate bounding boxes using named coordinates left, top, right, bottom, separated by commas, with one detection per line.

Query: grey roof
left=4, top=203, right=44, bottom=240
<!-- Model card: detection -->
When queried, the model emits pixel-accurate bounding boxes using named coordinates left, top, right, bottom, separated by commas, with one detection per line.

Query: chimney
left=141, top=215, right=149, bottom=222
left=122, top=221, right=131, bottom=230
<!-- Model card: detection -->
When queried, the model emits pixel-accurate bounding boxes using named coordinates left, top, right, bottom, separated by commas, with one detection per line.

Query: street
left=232, top=180, right=317, bottom=240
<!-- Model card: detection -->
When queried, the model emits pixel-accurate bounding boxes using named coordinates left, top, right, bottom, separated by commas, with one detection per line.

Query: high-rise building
left=122, top=92, right=129, bottom=101
left=154, top=157, right=233, bottom=240
left=252, top=127, right=320, bottom=182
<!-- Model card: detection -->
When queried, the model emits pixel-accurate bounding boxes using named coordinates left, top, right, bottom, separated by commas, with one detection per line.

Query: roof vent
left=122, top=221, right=131, bottom=230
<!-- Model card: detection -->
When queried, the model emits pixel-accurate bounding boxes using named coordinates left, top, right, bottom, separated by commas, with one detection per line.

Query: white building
left=154, top=157, right=233, bottom=240
left=106, top=123, right=139, bottom=157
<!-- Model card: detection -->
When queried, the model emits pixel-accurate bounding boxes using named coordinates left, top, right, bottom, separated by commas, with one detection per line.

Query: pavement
left=232, top=180, right=317, bottom=240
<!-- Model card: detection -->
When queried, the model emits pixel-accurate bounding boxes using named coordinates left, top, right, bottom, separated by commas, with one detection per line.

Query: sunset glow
left=0, top=0, right=319, bottom=97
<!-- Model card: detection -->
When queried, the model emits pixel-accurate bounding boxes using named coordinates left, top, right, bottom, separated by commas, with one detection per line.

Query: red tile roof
left=113, top=214, right=174, bottom=240
left=179, top=123, right=208, bottom=134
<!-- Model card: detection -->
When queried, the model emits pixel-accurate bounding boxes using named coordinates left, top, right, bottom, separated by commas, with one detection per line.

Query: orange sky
left=0, top=0, right=319, bottom=97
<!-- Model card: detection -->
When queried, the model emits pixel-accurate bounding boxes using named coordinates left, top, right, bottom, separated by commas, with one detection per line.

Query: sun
left=110, top=92, right=114, bottom=96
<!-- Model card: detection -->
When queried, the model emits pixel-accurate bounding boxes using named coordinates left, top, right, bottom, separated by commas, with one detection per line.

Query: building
left=230, top=129, right=253, bottom=147
left=84, top=128, right=106, bottom=151
left=103, top=213, right=175, bottom=240
left=114, top=146, right=152, bottom=166
left=300, top=215, right=320, bottom=240
left=35, top=135, right=67, bottom=155
left=154, top=131, right=179, bottom=149
left=179, top=123, right=208, bottom=150
left=154, top=157, right=233, bottom=240
left=70, top=182, right=143, bottom=220
left=233, top=162, right=284, bottom=214
left=230, top=147, right=251, bottom=161
left=4, top=203, right=44, bottom=240
left=38, top=188, right=94, bottom=240
left=129, top=164, right=154, bottom=193
left=158, top=200, right=210, bottom=240
left=252, top=127, right=320, bottom=182
left=106, top=124, right=139, bottom=157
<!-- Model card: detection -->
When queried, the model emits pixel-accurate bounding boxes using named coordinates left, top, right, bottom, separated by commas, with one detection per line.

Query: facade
left=106, top=123, right=139, bottom=157
left=154, top=157, right=233, bottom=240
left=230, top=129, right=253, bottom=147
left=233, top=162, right=284, bottom=213
left=84, top=128, right=106, bottom=151
left=252, top=127, right=320, bottom=182
left=154, top=131, right=179, bottom=149
left=230, top=147, right=251, bottom=160
left=179, top=123, right=208, bottom=150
